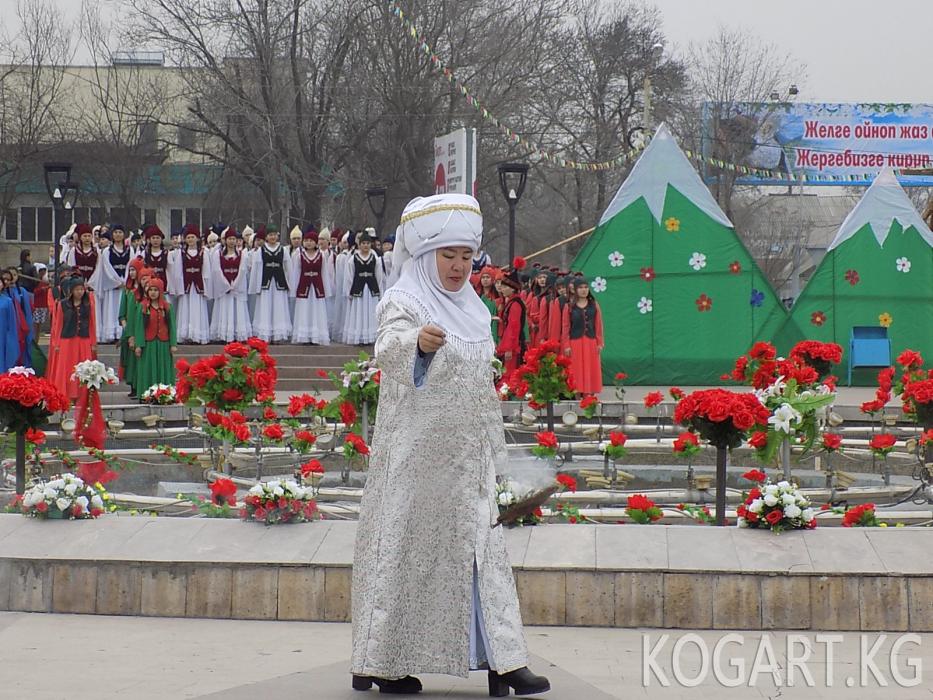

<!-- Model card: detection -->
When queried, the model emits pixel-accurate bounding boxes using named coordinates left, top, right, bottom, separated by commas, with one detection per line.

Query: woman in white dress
left=247, top=225, right=292, bottom=341
left=289, top=229, right=333, bottom=345
left=88, top=224, right=131, bottom=343
left=341, top=231, right=383, bottom=345
left=351, top=193, right=549, bottom=696
left=167, top=223, right=211, bottom=344
left=208, top=227, right=252, bottom=341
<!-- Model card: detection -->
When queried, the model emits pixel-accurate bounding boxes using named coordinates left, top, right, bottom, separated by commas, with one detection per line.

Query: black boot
left=488, top=667, right=550, bottom=696
left=352, top=675, right=423, bottom=694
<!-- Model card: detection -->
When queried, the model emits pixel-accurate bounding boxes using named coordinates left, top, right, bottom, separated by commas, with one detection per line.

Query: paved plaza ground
left=1, top=612, right=931, bottom=699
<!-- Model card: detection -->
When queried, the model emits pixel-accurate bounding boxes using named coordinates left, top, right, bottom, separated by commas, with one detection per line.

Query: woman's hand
left=135, top=347, right=142, bottom=357
left=417, top=324, right=446, bottom=354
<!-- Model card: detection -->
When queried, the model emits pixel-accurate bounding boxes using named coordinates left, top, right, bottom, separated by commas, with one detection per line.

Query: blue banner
left=702, top=103, right=933, bottom=186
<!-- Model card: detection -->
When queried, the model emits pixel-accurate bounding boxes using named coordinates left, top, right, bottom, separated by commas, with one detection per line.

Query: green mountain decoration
left=776, top=168, right=933, bottom=382
left=572, top=123, right=788, bottom=384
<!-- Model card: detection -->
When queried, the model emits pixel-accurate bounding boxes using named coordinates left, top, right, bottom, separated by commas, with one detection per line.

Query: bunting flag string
left=388, top=0, right=894, bottom=183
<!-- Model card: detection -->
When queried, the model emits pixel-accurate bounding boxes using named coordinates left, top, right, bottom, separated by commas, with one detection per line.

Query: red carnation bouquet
left=176, top=338, right=277, bottom=411
left=842, top=503, right=882, bottom=527
left=789, top=340, right=843, bottom=380
left=886, top=350, right=933, bottom=425
left=673, top=388, right=769, bottom=449
left=626, top=494, right=663, bottom=524
left=0, top=368, right=69, bottom=434
left=501, top=340, right=574, bottom=408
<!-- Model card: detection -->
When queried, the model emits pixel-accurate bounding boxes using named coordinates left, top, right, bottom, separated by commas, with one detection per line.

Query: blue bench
left=848, top=326, right=891, bottom=385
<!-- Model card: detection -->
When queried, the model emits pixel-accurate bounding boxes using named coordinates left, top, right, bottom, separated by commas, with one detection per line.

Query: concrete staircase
left=93, top=342, right=373, bottom=399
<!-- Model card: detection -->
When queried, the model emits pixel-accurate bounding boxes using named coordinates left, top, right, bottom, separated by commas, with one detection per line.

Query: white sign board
left=434, top=128, right=477, bottom=196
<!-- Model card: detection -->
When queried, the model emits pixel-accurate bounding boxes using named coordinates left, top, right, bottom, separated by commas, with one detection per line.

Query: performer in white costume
left=341, top=230, right=383, bottom=345
left=289, top=229, right=333, bottom=345
left=167, top=223, right=211, bottom=344
left=88, top=224, right=130, bottom=342
left=208, top=227, right=252, bottom=341
left=247, top=225, right=292, bottom=341
left=350, top=193, right=550, bottom=696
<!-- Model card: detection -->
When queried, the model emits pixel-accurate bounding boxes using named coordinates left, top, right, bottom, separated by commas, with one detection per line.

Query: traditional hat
left=206, top=232, right=219, bottom=246
left=289, top=225, right=302, bottom=241
left=75, top=223, right=93, bottom=237
left=391, top=194, right=482, bottom=285
left=500, top=256, right=526, bottom=291
left=182, top=222, right=201, bottom=239
left=265, top=223, right=280, bottom=235
left=143, top=224, right=164, bottom=239
left=303, top=228, right=319, bottom=242
left=98, top=228, right=112, bottom=241
left=356, top=230, right=374, bottom=244
left=211, top=223, right=226, bottom=236
left=224, top=226, right=241, bottom=239
left=61, top=275, right=86, bottom=297
left=110, top=223, right=126, bottom=234
left=254, top=225, right=267, bottom=241
left=318, top=227, right=332, bottom=241
left=147, top=277, right=165, bottom=293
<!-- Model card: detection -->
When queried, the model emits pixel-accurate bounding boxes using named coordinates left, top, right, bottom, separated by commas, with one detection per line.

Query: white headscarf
left=381, top=194, right=492, bottom=350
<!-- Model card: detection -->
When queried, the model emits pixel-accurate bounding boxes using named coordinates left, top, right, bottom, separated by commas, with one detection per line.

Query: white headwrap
left=381, top=194, right=492, bottom=354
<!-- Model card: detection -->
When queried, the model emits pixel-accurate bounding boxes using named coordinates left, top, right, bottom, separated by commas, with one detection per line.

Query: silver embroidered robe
left=351, top=297, right=528, bottom=679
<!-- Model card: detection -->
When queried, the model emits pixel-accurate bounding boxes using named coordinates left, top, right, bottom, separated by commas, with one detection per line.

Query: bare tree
left=689, top=25, right=805, bottom=220
left=0, top=0, right=74, bottom=228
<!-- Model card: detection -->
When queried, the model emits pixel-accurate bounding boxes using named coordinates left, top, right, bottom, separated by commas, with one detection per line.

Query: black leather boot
left=352, top=674, right=423, bottom=694
left=488, top=667, right=550, bottom=696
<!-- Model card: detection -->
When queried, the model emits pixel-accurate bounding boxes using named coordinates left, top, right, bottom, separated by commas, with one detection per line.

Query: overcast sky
left=0, top=0, right=928, bottom=103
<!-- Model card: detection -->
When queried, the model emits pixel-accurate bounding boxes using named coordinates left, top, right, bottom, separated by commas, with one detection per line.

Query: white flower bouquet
left=242, top=478, right=318, bottom=524
left=16, top=473, right=106, bottom=519
left=71, top=360, right=118, bottom=391
left=141, top=384, right=177, bottom=405
left=737, top=471, right=816, bottom=532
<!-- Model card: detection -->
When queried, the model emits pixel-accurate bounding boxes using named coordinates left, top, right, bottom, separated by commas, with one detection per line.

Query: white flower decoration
left=688, top=252, right=707, bottom=271
left=768, top=403, right=802, bottom=434
left=8, top=366, right=35, bottom=376
left=637, top=296, right=653, bottom=314
left=896, top=256, right=911, bottom=273
left=608, top=251, right=624, bottom=267
left=591, top=277, right=607, bottom=293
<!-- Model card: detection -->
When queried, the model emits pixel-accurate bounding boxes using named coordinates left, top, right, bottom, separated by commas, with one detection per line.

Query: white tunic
left=208, top=248, right=252, bottom=341
left=351, top=297, right=528, bottom=679
left=168, top=247, right=211, bottom=344
left=341, top=251, right=383, bottom=345
left=289, top=248, right=333, bottom=345
left=247, top=243, right=292, bottom=341
left=87, top=244, right=128, bottom=343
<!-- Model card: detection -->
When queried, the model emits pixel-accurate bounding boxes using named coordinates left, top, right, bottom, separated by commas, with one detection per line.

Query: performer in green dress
left=133, top=276, right=176, bottom=396
left=118, top=259, right=148, bottom=398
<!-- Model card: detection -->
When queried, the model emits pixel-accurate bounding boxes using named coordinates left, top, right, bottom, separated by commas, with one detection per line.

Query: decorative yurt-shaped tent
left=572, top=124, right=787, bottom=384
left=776, top=168, right=933, bottom=380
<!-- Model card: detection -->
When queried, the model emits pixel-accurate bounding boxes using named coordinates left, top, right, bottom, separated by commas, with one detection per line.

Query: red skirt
left=47, top=337, right=96, bottom=401
left=568, top=336, right=603, bottom=395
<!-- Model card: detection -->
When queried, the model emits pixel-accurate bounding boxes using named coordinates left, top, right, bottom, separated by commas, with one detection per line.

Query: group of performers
left=51, top=220, right=397, bottom=351
left=473, top=261, right=604, bottom=396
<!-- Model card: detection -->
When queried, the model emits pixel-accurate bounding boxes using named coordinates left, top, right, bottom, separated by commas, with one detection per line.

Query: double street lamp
left=43, top=162, right=80, bottom=284
left=497, top=162, right=528, bottom=263
left=365, top=186, right=387, bottom=239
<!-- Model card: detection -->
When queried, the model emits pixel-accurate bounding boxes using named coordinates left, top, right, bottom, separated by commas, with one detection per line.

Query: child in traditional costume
left=561, top=277, right=603, bottom=395
left=0, top=270, right=25, bottom=371
left=47, top=276, right=96, bottom=401
left=208, top=227, right=252, bottom=341
left=134, top=277, right=176, bottom=396
left=168, top=223, right=211, bottom=344
left=89, top=224, right=131, bottom=343
left=290, top=229, right=333, bottom=345
left=341, top=231, right=383, bottom=345
left=476, top=266, right=501, bottom=342
left=118, top=260, right=148, bottom=398
left=546, top=275, right=571, bottom=354
left=247, top=224, right=292, bottom=341
left=6, top=268, right=34, bottom=368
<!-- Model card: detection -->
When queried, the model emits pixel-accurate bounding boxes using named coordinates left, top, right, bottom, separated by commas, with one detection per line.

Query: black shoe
left=488, top=667, right=550, bottom=696
left=352, top=674, right=422, bottom=694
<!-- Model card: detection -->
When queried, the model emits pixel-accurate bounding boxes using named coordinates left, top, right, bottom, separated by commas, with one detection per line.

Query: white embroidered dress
left=350, top=293, right=528, bottom=680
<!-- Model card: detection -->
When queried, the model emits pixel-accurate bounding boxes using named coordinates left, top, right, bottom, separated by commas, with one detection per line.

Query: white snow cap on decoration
left=598, top=123, right=733, bottom=229
left=829, top=168, right=933, bottom=250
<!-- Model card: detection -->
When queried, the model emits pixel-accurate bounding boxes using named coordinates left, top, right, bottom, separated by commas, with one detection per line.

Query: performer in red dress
left=546, top=275, right=571, bottom=354
left=496, top=266, right=527, bottom=374
left=561, top=277, right=603, bottom=395
left=47, top=276, right=97, bottom=401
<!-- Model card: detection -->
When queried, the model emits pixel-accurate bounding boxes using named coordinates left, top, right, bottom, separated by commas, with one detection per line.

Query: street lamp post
left=43, top=162, right=79, bottom=285
left=642, top=42, right=665, bottom=133
left=365, top=186, right=387, bottom=239
left=497, top=162, right=529, bottom=263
